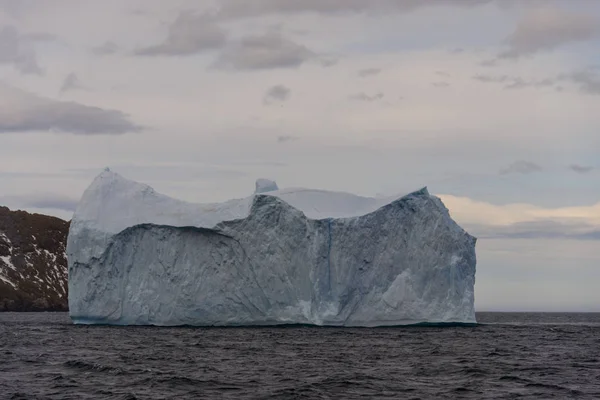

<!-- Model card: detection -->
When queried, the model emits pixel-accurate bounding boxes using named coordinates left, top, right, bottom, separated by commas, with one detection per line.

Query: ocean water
left=1, top=312, right=599, bottom=399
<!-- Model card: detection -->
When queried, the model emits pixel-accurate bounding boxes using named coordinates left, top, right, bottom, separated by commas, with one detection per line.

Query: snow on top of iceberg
left=271, top=188, right=402, bottom=220
left=72, top=169, right=417, bottom=234
left=73, top=169, right=253, bottom=234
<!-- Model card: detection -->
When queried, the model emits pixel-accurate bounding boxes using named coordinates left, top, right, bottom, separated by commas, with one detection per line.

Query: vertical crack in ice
left=226, top=234, right=272, bottom=312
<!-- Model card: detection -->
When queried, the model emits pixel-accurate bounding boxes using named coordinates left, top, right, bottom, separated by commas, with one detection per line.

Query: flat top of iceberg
left=73, top=169, right=418, bottom=235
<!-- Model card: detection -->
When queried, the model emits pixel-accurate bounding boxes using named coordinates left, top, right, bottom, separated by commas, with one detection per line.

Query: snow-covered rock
left=0, top=206, right=69, bottom=311
left=67, top=170, right=477, bottom=326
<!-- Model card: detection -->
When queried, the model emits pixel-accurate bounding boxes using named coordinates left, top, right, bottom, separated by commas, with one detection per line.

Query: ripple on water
left=0, top=312, right=599, bottom=399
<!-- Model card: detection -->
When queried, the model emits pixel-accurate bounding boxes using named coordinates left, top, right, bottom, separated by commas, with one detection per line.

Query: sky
left=0, top=0, right=598, bottom=311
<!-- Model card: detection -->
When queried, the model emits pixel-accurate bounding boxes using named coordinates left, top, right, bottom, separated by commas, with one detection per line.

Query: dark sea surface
left=1, top=312, right=599, bottom=399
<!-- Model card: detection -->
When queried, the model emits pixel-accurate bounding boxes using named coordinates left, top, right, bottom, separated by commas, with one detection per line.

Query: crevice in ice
left=215, top=233, right=273, bottom=313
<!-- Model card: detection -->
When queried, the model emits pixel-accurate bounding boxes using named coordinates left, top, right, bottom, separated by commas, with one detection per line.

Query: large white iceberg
left=67, top=169, right=477, bottom=326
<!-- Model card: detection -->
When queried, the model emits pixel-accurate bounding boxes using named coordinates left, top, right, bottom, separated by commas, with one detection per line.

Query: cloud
left=0, top=84, right=142, bottom=134
left=22, top=196, right=78, bottom=212
left=439, top=194, right=600, bottom=240
left=568, top=164, right=594, bottom=174
left=263, top=84, right=291, bottom=105
left=0, top=193, right=79, bottom=212
left=59, top=72, right=86, bottom=94
left=277, top=135, right=298, bottom=143
left=466, top=220, right=600, bottom=240
left=504, top=77, right=554, bottom=90
left=216, top=0, right=493, bottom=18
left=500, top=7, right=600, bottom=58
left=502, top=77, right=528, bottom=89
left=479, top=58, right=498, bottom=67
left=66, top=164, right=249, bottom=183
left=473, top=74, right=509, bottom=83
left=0, top=0, right=29, bottom=17
left=0, top=25, right=42, bottom=74
left=568, top=70, right=600, bottom=95
left=473, top=74, right=556, bottom=90
left=22, top=32, right=56, bottom=42
left=432, top=81, right=450, bottom=88
left=358, top=68, right=381, bottom=77
left=93, top=41, right=119, bottom=56
left=500, top=161, right=542, bottom=175
left=474, top=70, right=599, bottom=95
left=229, top=160, right=287, bottom=167
left=214, top=31, right=314, bottom=70
left=319, top=56, right=338, bottom=67
left=135, top=12, right=227, bottom=56
left=349, top=92, right=384, bottom=102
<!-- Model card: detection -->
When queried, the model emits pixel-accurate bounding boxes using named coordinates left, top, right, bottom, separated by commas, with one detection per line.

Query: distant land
left=0, top=206, right=68, bottom=311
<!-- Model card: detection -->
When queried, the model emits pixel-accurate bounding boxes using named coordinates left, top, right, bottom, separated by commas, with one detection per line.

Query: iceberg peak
left=255, top=178, right=279, bottom=194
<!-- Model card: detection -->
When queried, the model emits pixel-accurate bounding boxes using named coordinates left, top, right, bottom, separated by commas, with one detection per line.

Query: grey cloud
left=277, top=135, right=298, bottom=143
left=473, top=74, right=556, bottom=90
left=358, top=68, right=381, bottom=77
left=217, top=0, right=492, bottom=18
left=503, top=77, right=528, bottom=89
left=533, top=78, right=555, bottom=88
left=500, top=160, right=542, bottom=175
left=349, top=92, right=384, bottom=102
left=59, top=72, right=85, bottom=94
left=23, top=32, right=56, bottom=42
left=13, top=52, right=42, bottom=74
left=569, top=70, right=600, bottom=95
left=23, top=196, right=78, bottom=212
left=0, top=25, right=42, bottom=74
left=568, top=164, right=594, bottom=174
left=475, top=69, right=599, bottom=95
left=480, top=58, right=498, bottom=67
left=135, top=12, right=227, bottom=56
left=129, top=8, right=149, bottom=17
left=229, top=160, right=287, bottom=167
left=0, top=0, right=27, bottom=17
left=0, top=193, right=79, bottom=212
left=473, top=74, right=508, bottom=83
left=0, top=171, right=70, bottom=179
left=0, top=84, right=142, bottom=134
left=578, top=232, right=600, bottom=240
left=435, top=71, right=451, bottom=77
left=263, top=84, right=291, bottom=105
left=467, top=220, right=600, bottom=240
left=319, top=56, right=338, bottom=67
left=214, top=32, right=314, bottom=70
left=71, top=164, right=247, bottom=182
left=500, top=7, right=600, bottom=58
left=93, top=41, right=119, bottom=55
left=432, top=81, right=450, bottom=88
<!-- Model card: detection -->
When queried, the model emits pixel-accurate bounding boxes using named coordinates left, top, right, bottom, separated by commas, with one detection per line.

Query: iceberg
left=67, top=169, right=477, bottom=326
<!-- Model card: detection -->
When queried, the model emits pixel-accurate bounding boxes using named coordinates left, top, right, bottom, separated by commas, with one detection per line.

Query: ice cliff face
left=68, top=170, right=477, bottom=326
